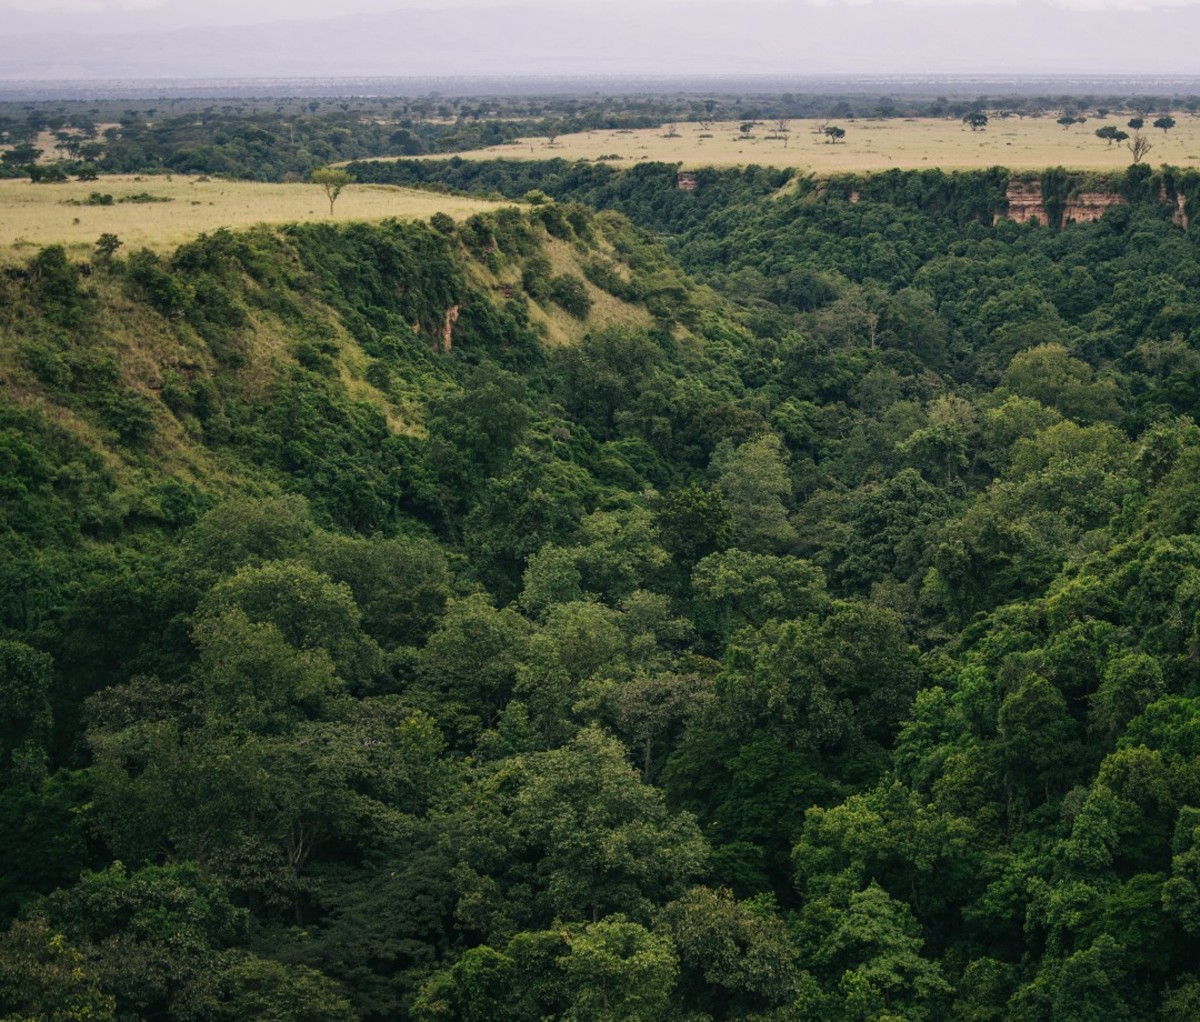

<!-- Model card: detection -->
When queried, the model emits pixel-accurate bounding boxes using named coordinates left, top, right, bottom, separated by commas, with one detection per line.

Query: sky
left=4, top=0, right=1200, bottom=79
left=5, top=0, right=1200, bottom=14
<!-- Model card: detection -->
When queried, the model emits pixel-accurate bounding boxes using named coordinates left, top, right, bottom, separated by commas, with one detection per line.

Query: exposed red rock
left=442, top=305, right=460, bottom=352
left=998, top=180, right=1049, bottom=225
left=1062, top=192, right=1125, bottom=225
left=998, top=181, right=1127, bottom=229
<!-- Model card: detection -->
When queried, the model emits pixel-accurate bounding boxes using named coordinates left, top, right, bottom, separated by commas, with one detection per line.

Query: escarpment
left=996, top=174, right=1192, bottom=230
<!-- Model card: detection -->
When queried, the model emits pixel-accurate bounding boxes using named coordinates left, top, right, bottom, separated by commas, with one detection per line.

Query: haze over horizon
left=3, top=0, right=1200, bottom=81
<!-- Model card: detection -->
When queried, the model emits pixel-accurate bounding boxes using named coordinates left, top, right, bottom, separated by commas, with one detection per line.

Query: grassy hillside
left=0, top=203, right=691, bottom=504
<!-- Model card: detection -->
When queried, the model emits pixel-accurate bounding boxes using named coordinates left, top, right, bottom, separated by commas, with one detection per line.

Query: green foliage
left=548, top=273, right=592, bottom=319
left=7, top=161, right=1200, bottom=1022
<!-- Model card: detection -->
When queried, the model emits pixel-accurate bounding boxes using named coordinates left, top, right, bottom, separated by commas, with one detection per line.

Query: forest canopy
left=2, top=157, right=1200, bottom=1020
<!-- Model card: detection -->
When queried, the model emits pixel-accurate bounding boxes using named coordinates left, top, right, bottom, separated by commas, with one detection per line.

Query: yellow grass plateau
left=406, top=116, right=1200, bottom=173
left=0, top=175, right=509, bottom=263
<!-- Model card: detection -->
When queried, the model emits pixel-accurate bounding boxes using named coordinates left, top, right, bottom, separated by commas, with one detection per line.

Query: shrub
left=548, top=273, right=592, bottom=320
left=521, top=255, right=552, bottom=301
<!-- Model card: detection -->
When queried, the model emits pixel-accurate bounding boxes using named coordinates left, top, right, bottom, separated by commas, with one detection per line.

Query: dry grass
left=0, top=175, right=510, bottom=263
left=399, top=117, right=1200, bottom=174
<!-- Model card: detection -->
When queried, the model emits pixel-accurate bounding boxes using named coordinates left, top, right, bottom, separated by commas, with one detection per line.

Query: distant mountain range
left=4, top=3, right=1200, bottom=81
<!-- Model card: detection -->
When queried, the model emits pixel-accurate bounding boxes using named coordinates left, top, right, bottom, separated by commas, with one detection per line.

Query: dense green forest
left=3, top=161, right=1200, bottom=1020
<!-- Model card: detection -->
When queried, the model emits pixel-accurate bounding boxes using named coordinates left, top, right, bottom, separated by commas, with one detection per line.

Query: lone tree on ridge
left=312, top=168, right=351, bottom=216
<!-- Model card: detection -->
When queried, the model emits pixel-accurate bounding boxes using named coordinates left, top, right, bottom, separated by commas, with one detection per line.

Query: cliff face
left=1063, top=191, right=1126, bottom=225
left=998, top=181, right=1049, bottom=225
left=997, top=181, right=1129, bottom=229
left=999, top=178, right=1194, bottom=230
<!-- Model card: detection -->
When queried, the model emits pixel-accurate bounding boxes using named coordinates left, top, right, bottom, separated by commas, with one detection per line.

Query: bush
left=521, top=256, right=552, bottom=301
left=29, top=165, right=69, bottom=184
left=126, top=248, right=194, bottom=317
left=548, top=273, right=592, bottom=320
left=118, top=192, right=173, bottom=204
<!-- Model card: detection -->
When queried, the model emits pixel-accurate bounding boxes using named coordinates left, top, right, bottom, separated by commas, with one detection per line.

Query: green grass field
left=0, top=175, right=509, bottom=263
left=407, top=116, right=1200, bottom=173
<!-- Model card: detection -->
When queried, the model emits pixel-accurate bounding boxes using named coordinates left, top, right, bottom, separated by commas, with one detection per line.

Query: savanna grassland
left=402, top=116, right=1200, bottom=172
left=0, top=175, right=507, bottom=263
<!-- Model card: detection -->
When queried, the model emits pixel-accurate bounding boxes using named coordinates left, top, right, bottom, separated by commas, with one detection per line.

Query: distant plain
left=411, top=116, right=1200, bottom=173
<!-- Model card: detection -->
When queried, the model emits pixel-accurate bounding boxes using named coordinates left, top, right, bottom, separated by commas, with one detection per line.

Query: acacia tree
left=311, top=167, right=351, bottom=216
left=1127, top=132, right=1154, bottom=164
left=1154, top=116, right=1177, bottom=134
left=824, top=125, right=846, bottom=143
left=963, top=112, right=989, bottom=131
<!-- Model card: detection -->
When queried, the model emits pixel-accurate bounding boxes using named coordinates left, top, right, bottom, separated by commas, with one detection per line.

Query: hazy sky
left=5, top=0, right=1200, bottom=80
left=6, top=0, right=1200, bottom=14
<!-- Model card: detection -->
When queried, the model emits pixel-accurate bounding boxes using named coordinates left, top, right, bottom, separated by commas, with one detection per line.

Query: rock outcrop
left=1062, top=192, right=1125, bottom=225
left=998, top=181, right=1127, bottom=229
left=998, top=181, right=1049, bottom=225
left=441, top=305, right=460, bottom=352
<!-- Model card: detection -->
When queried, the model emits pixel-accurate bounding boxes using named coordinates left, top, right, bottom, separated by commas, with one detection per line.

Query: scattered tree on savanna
left=773, top=118, right=791, bottom=134
left=1154, top=115, right=1176, bottom=134
left=1095, top=125, right=1129, bottom=147
left=1127, top=132, right=1153, bottom=164
left=663, top=122, right=679, bottom=138
left=739, top=122, right=755, bottom=137
left=824, top=125, right=846, bottom=143
left=546, top=123, right=562, bottom=146
left=1128, top=117, right=1145, bottom=130
left=311, top=167, right=351, bottom=215
left=1057, top=115, right=1087, bottom=129
left=1, top=142, right=41, bottom=170
left=963, top=112, right=989, bottom=130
